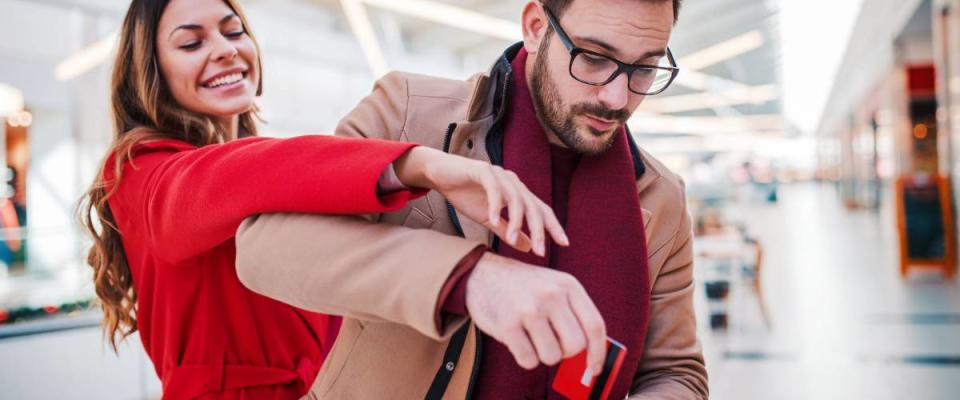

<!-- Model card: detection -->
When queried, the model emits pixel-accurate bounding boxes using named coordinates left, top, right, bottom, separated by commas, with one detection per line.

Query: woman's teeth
left=204, top=73, right=243, bottom=88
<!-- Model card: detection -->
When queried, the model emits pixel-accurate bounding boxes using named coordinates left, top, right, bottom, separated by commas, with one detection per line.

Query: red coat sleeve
left=106, top=135, right=421, bottom=264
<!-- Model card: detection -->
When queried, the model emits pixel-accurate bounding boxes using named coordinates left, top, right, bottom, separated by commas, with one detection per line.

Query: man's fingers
left=524, top=317, right=563, bottom=366
left=501, top=326, right=539, bottom=370
left=548, top=300, right=588, bottom=358
left=568, top=287, right=607, bottom=376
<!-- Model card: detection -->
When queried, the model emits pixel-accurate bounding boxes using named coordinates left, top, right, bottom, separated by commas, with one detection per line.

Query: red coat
left=105, top=136, right=419, bottom=399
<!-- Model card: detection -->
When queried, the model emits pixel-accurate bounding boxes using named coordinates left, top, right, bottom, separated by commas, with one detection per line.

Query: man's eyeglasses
left=542, top=6, right=679, bottom=96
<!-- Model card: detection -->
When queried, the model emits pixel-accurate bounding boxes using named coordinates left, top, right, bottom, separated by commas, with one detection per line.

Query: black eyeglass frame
left=542, top=5, right=680, bottom=95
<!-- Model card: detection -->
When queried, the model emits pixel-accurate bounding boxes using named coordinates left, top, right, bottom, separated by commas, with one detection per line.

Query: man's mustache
left=571, top=103, right=629, bottom=123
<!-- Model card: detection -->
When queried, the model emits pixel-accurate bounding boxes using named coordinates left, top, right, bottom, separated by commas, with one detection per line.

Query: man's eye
left=582, top=54, right=607, bottom=65
left=634, top=68, right=656, bottom=77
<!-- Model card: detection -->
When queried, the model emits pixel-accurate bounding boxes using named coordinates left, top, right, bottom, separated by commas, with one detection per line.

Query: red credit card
left=552, top=337, right=627, bottom=400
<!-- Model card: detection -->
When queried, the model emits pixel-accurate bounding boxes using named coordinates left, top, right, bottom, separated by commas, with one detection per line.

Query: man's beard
left=529, top=36, right=629, bottom=156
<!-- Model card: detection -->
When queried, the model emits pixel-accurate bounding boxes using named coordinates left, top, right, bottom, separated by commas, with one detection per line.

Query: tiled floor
left=698, top=182, right=960, bottom=400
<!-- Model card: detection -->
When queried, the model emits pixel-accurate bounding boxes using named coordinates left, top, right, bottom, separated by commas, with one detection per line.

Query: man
left=235, top=0, right=707, bottom=398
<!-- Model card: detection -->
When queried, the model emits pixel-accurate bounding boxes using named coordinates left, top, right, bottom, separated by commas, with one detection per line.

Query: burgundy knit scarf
left=476, top=48, right=651, bottom=399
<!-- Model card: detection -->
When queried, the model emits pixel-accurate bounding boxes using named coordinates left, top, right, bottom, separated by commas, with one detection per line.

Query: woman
left=78, top=0, right=566, bottom=398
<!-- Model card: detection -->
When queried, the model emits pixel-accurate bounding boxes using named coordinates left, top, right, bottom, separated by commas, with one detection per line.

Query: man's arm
left=236, top=213, right=483, bottom=340
left=629, top=204, right=709, bottom=399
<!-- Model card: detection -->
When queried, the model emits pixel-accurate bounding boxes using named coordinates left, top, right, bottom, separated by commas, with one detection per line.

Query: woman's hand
left=394, top=147, right=568, bottom=256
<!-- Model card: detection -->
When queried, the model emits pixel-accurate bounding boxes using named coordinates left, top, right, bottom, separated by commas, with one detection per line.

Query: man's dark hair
left=542, top=0, right=682, bottom=24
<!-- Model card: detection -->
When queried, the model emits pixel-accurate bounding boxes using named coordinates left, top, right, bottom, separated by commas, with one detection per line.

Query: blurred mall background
left=1, top=0, right=959, bottom=398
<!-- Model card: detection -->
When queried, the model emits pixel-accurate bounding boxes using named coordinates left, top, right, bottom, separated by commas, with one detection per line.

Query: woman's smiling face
left=156, top=0, right=260, bottom=120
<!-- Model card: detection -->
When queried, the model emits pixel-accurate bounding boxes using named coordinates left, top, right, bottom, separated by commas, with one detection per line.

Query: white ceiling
left=0, top=0, right=785, bottom=141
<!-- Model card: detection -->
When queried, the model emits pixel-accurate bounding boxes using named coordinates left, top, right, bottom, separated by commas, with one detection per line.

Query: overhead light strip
left=342, top=0, right=390, bottom=78
left=54, top=31, right=118, bottom=81
left=678, top=30, right=765, bottom=71
left=360, top=0, right=521, bottom=41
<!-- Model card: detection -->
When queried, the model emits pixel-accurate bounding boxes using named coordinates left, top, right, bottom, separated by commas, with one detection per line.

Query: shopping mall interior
left=1, top=0, right=959, bottom=398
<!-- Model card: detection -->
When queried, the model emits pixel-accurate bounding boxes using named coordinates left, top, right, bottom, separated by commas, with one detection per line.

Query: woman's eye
left=179, top=41, right=201, bottom=50
left=225, top=30, right=245, bottom=39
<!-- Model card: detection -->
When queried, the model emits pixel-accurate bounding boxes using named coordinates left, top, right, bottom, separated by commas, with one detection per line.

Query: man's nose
left=596, top=72, right=630, bottom=111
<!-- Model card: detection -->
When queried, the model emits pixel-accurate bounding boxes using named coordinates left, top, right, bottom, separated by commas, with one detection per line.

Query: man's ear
left=521, top=1, right=548, bottom=54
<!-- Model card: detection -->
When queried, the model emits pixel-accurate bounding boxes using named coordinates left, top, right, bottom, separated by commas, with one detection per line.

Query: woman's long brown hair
left=78, top=0, right=263, bottom=352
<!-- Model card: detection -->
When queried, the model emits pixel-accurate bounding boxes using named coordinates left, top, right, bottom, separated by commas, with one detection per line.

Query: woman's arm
left=108, top=135, right=419, bottom=264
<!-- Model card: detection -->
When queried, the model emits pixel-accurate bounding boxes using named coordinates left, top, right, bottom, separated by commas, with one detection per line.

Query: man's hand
left=465, top=252, right=607, bottom=378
